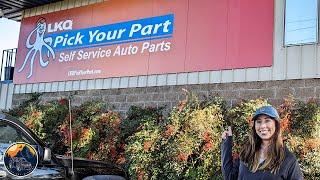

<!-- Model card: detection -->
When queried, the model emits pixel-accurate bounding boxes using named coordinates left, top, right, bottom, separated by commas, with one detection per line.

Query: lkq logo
left=18, top=18, right=73, bottom=79
left=47, top=19, right=73, bottom=33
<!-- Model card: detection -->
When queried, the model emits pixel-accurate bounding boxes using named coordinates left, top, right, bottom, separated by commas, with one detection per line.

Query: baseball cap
left=252, top=106, right=280, bottom=121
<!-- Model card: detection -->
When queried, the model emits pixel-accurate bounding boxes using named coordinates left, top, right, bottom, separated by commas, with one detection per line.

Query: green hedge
left=7, top=93, right=320, bottom=179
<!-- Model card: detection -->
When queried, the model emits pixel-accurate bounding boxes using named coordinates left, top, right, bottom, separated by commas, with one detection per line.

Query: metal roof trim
left=0, top=0, right=63, bottom=21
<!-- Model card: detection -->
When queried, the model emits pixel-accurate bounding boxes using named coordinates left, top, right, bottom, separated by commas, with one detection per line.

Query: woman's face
left=255, top=114, right=276, bottom=141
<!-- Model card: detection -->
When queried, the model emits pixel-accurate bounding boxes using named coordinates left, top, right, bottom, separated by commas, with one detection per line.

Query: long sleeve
left=221, top=136, right=239, bottom=180
left=286, top=159, right=304, bottom=180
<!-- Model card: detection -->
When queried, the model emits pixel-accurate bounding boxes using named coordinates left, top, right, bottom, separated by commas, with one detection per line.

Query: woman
left=221, top=106, right=303, bottom=180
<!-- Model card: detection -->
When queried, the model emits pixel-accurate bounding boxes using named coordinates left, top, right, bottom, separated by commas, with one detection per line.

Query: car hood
left=55, top=155, right=126, bottom=178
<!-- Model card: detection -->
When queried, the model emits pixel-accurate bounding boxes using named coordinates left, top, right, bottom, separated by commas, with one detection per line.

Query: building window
left=284, top=0, right=318, bottom=46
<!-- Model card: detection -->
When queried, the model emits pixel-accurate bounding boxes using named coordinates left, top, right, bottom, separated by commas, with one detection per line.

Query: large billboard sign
left=14, top=0, right=274, bottom=84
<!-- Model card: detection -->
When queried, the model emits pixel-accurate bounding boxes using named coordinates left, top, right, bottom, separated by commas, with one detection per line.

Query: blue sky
left=0, top=18, right=20, bottom=66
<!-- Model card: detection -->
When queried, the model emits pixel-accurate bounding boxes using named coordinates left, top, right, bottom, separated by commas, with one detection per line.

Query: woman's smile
left=255, top=115, right=276, bottom=141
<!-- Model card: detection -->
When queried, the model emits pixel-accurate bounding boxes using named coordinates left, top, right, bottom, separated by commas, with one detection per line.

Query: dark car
left=0, top=113, right=126, bottom=179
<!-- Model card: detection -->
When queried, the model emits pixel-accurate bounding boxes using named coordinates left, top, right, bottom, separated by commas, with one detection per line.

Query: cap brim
left=253, top=113, right=278, bottom=121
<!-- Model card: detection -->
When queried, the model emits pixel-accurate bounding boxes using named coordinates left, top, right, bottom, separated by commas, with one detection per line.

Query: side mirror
left=43, top=147, right=52, bottom=162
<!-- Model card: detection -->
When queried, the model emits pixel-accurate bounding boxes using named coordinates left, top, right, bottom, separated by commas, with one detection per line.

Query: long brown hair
left=239, top=118, right=285, bottom=173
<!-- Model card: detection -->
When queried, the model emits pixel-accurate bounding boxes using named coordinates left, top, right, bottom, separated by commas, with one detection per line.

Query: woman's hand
left=221, top=126, right=232, bottom=140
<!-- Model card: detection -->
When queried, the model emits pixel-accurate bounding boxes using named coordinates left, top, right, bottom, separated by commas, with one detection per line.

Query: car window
left=0, top=121, right=41, bottom=167
left=0, top=122, right=33, bottom=145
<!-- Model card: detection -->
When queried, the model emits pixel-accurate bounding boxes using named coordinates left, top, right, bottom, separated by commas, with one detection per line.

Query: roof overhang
left=0, top=0, right=63, bottom=21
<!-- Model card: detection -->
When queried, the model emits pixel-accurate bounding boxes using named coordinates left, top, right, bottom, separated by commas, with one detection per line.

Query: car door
left=0, top=120, right=66, bottom=179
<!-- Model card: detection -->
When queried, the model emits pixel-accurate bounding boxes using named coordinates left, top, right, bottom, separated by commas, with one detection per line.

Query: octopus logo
left=3, top=142, right=38, bottom=177
left=18, top=17, right=55, bottom=79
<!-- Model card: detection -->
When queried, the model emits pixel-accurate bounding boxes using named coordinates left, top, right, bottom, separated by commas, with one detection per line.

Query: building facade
left=1, top=0, right=319, bottom=116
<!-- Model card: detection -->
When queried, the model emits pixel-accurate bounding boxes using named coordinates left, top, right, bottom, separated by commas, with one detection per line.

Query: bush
left=8, top=97, right=124, bottom=164
left=162, top=94, right=224, bottom=180
left=59, top=101, right=123, bottom=165
left=125, top=119, right=163, bottom=179
left=7, top=94, right=69, bottom=154
left=6, top=93, right=320, bottom=179
left=291, top=100, right=320, bottom=138
left=287, top=100, right=320, bottom=179
left=121, top=106, right=164, bottom=143
left=7, top=93, right=42, bottom=118
left=125, top=93, right=224, bottom=179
